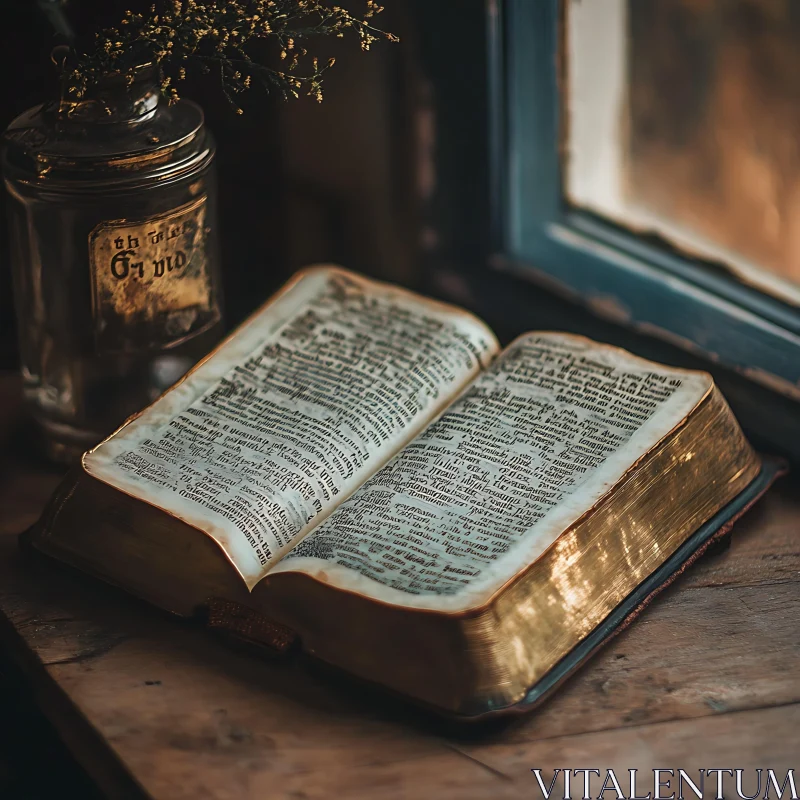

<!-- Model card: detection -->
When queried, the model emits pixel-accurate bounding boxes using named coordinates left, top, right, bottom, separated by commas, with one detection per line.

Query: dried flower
left=68, top=0, right=397, bottom=111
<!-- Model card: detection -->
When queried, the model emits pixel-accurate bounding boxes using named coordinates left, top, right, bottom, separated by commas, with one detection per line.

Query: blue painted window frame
left=489, top=0, right=800, bottom=405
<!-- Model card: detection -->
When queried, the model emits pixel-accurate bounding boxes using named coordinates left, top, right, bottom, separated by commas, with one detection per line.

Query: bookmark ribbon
left=204, top=597, right=298, bottom=655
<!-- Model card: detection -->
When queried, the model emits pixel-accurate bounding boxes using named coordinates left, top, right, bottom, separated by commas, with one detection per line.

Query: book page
left=273, top=333, right=712, bottom=611
left=84, top=267, right=498, bottom=588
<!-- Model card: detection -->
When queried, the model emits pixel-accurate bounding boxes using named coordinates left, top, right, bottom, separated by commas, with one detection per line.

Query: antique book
left=27, top=265, right=778, bottom=719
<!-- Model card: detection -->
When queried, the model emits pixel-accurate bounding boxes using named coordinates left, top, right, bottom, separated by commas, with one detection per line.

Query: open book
left=28, top=266, right=774, bottom=718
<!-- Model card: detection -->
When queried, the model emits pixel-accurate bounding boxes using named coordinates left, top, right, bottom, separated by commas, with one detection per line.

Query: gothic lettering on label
left=110, top=274, right=491, bottom=568
left=287, top=335, right=686, bottom=595
left=89, top=195, right=215, bottom=350
left=101, top=212, right=196, bottom=284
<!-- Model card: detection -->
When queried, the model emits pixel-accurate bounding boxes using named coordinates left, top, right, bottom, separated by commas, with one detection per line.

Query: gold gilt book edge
left=456, top=386, right=760, bottom=706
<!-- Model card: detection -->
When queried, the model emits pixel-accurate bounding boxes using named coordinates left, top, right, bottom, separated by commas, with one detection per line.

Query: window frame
left=488, top=0, right=800, bottom=404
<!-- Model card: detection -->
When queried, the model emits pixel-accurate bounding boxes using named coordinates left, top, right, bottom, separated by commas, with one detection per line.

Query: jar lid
left=2, top=93, right=213, bottom=190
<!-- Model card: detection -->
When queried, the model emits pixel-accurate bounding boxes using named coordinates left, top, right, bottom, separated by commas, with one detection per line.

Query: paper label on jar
left=89, top=196, right=219, bottom=352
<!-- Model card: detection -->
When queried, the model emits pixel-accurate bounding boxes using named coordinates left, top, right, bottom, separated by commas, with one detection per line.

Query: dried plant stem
left=68, top=0, right=398, bottom=112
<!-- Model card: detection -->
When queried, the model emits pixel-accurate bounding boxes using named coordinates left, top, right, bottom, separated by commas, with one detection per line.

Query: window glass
left=566, top=0, right=800, bottom=305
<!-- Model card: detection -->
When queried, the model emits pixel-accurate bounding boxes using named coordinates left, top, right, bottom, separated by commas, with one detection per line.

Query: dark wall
left=0, top=3, right=59, bottom=367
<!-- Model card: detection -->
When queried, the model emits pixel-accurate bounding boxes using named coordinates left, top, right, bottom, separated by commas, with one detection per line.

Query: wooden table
left=0, top=380, right=798, bottom=799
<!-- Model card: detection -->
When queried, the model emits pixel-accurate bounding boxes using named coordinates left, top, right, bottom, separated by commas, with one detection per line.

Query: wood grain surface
left=0, top=378, right=797, bottom=799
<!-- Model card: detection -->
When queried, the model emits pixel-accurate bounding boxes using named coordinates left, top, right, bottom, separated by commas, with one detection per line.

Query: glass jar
left=2, top=67, right=224, bottom=463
